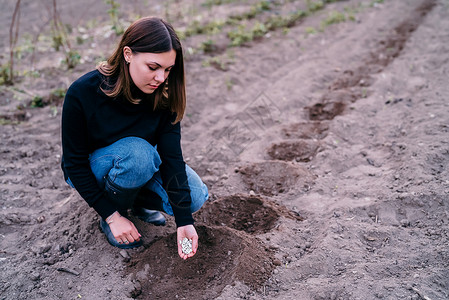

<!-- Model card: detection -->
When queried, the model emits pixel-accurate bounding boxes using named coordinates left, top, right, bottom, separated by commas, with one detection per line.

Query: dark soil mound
left=126, top=225, right=274, bottom=300
left=196, top=194, right=303, bottom=234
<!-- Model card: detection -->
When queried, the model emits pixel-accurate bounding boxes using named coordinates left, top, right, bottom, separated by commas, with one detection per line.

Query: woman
left=61, top=17, right=208, bottom=260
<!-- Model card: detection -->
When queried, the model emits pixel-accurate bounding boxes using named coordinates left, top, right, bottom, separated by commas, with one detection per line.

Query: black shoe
left=132, top=207, right=166, bottom=226
left=99, top=218, right=142, bottom=249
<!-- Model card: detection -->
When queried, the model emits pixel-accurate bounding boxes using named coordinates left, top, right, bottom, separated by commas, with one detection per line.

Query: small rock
left=273, top=259, right=282, bottom=266
left=120, top=250, right=130, bottom=260
left=30, top=272, right=40, bottom=281
left=249, top=190, right=256, bottom=196
left=269, top=245, right=279, bottom=250
left=136, top=270, right=148, bottom=282
left=400, top=219, right=410, bottom=227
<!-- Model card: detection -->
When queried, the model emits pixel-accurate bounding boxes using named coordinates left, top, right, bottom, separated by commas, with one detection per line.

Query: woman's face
left=124, top=47, right=176, bottom=94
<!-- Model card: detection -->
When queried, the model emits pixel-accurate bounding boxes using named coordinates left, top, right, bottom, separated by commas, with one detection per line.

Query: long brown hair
left=97, top=17, right=186, bottom=123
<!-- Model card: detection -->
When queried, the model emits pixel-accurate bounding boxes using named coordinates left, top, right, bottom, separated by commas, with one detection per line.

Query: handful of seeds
left=180, top=237, right=193, bottom=255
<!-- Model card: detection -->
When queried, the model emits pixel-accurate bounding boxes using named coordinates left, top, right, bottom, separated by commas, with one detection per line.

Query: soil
left=1, top=0, right=448, bottom=299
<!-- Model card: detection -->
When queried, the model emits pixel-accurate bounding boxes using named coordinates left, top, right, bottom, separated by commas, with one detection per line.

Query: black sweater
left=61, top=70, right=193, bottom=227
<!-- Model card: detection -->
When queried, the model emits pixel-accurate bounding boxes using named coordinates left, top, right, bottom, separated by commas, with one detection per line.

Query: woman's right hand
left=107, top=213, right=141, bottom=244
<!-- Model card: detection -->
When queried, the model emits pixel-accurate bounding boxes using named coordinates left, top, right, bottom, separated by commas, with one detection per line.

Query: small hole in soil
left=239, top=161, right=315, bottom=196
left=195, top=194, right=280, bottom=234
left=307, top=101, right=346, bottom=121
left=281, top=121, right=329, bottom=140
left=267, top=140, right=320, bottom=162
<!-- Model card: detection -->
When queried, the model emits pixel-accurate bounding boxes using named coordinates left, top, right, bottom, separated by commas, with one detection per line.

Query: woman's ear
left=123, top=46, right=132, bottom=63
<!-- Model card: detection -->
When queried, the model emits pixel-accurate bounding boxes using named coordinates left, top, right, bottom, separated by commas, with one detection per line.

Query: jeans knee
left=112, top=137, right=161, bottom=187
left=186, top=165, right=209, bottom=213
left=191, top=182, right=208, bottom=213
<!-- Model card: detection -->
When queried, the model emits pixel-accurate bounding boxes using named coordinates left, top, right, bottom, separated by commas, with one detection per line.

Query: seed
left=180, top=237, right=193, bottom=255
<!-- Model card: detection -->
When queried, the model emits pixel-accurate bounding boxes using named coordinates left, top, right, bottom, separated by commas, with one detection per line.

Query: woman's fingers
left=191, top=234, right=198, bottom=254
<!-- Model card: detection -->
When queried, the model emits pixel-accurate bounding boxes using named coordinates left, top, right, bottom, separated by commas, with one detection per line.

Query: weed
left=183, top=19, right=225, bottom=38
left=266, top=10, right=307, bottom=31
left=202, top=0, right=238, bottom=8
left=370, top=0, right=384, bottom=7
left=202, top=56, right=228, bottom=71
left=76, top=36, right=85, bottom=45
left=51, top=88, right=66, bottom=99
left=0, top=118, right=19, bottom=126
left=50, top=106, right=58, bottom=117
left=30, top=96, right=44, bottom=108
left=64, top=51, right=81, bottom=69
left=229, top=0, right=272, bottom=22
left=225, top=76, right=233, bottom=90
left=321, top=11, right=346, bottom=29
left=49, top=0, right=80, bottom=69
left=252, top=21, right=268, bottom=38
left=307, top=0, right=324, bottom=12
left=104, top=0, right=124, bottom=35
left=0, top=64, right=12, bottom=85
left=6, top=0, right=21, bottom=85
left=305, top=27, right=317, bottom=35
left=52, top=34, right=64, bottom=51
left=228, top=25, right=253, bottom=46
left=201, top=39, right=216, bottom=53
left=23, top=70, right=40, bottom=78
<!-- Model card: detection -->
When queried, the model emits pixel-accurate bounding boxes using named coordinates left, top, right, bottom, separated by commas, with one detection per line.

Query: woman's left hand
left=177, top=224, right=198, bottom=260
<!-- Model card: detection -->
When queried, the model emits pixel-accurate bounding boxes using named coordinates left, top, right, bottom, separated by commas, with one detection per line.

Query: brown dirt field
left=1, top=0, right=448, bottom=299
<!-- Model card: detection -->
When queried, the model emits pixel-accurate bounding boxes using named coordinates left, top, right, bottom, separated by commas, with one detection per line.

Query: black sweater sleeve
left=61, top=80, right=117, bottom=220
left=157, top=115, right=194, bottom=227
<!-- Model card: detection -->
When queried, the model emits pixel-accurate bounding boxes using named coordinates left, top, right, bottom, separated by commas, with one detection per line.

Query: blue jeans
left=68, top=137, right=208, bottom=216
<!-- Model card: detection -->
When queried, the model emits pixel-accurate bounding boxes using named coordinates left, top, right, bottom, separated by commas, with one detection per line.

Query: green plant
left=64, top=50, right=81, bottom=69
left=202, top=0, right=238, bottom=8
left=265, top=10, right=307, bottom=31
left=251, top=21, right=267, bottom=38
left=227, top=25, right=253, bottom=46
left=321, top=11, right=346, bottom=28
left=30, top=96, right=44, bottom=108
left=307, top=0, right=324, bottom=12
left=202, top=56, right=228, bottom=71
left=51, top=88, right=66, bottom=98
left=0, top=117, right=20, bottom=125
left=6, top=0, right=21, bottom=85
left=225, top=76, right=233, bottom=90
left=50, top=105, right=58, bottom=117
left=104, top=0, right=124, bottom=35
left=201, top=39, right=216, bottom=53
left=0, top=64, right=12, bottom=85
left=49, top=0, right=80, bottom=69
left=370, top=0, right=384, bottom=6
left=76, top=36, right=85, bottom=45
left=229, top=0, right=273, bottom=22
left=305, top=27, right=317, bottom=35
